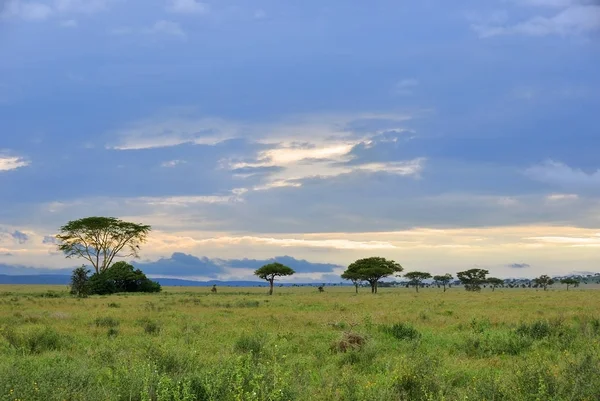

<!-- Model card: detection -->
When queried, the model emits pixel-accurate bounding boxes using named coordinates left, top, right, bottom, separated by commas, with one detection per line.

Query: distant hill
left=0, top=275, right=328, bottom=287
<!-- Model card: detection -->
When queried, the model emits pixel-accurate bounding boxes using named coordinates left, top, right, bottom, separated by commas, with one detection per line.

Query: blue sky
left=1, top=0, right=599, bottom=281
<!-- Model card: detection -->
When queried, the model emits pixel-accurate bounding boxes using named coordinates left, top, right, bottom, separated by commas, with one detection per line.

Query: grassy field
left=1, top=285, right=600, bottom=401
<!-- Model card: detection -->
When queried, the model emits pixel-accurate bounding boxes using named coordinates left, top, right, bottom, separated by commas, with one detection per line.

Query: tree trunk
left=415, top=285, right=419, bottom=293
left=492, top=286, right=495, bottom=292
left=354, top=283, right=358, bottom=294
left=443, top=284, right=447, bottom=292
left=268, top=279, right=274, bottom=295
left=566, top=284, right=570, bottom=291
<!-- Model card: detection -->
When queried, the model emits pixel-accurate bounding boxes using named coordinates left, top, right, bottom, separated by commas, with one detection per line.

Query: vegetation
left=81, top=262, right=161, bottom=295
left=561, top=278, right=579, bottom=291
left=534, top=274, right=554, bottom=291
left=1, top=285, right=600, bottom=401
left=403, top=271, right=432, bottom=293
left=487, top=277, right=504, bottom=292
left=254, top=263, right=295, bottom=295
left=70, top=266, right=90, bottom=298
left=457, top=269, right=489, bottom=292
left=433, top=274, right=453, bottom=292
left=56, top=217, right=151, bottom=274
left=340, top=270, right=363, bottom=294
left=342, top=257, right=403, bottom=294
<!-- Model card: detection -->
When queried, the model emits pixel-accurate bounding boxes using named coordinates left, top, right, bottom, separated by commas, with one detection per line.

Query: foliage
left=403, top=271, right=432, bottom=293
left=457, top=268, right=489, bottom=291
left=56, top=216, right=151, bottom=274
left=254, top=262, right=295, bottom=295
left=381, top=322, right=421, bottom=340
left=342, top=257, right=403, bottom=294
left=340, top=270, right=363, bottom=294
left=433, top=273, right=453, bottom=292
left=487, top=277, right=504, bottom=291
left=561, top=278, right=579, bottom=290
left=87, top=261, right=161, bottom=295
left=534, top=275, right=554, bottom=291
left=70, top=266, right=90, bottom=298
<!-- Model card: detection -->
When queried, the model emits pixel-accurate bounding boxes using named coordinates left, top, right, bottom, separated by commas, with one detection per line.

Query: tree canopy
left=534, top=275, right=554, bottom=291
left=342, top=257, right=403, bottom=294
left=487, top=277, right=504, bottom=291
left=560, top=278, right=579, bottom=291
left=457, top=269, right=489, bottom=291
left=254, top=262, right=295, bottom=295
left=87, top=261, right=161, bottom=295
left=56, top=217, right=151, bottom=274
left=341, top=270, right=364, bottom=294
left=433, top=274, right=453, bottom=292
left=404, top=271, right=432, bottom=293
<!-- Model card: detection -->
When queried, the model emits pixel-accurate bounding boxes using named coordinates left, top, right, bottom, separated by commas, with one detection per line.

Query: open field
left=1, top=285, right=600, bottom=401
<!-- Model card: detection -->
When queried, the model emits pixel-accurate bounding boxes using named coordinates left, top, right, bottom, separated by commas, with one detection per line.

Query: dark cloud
left=223, top=255, right=340, bottom=273
left=133, top=252, right=224, bottom=278
left=43, top=235, right=58, bottom=244
left=508, top=263, right=531, bottom=269
left=11, top=231, right=28, bottom=244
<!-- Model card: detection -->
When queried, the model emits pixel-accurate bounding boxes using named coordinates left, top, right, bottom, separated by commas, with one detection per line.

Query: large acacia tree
left=254, top=262, right=295, bottom=295
left=457, top=268, right=489, bottom=292
left=56, top=217, right=151, bottom=274
left=342, top=257, right=403, bottom=294
left=534, top=274, right=554, bottom=291
left=433, top=274, right=453, bottom=292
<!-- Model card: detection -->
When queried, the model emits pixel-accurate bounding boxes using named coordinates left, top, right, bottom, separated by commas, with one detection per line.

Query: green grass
left=1, top=285, right=600, bottom=400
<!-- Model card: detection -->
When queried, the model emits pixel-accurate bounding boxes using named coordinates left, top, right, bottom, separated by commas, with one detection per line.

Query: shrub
left=140, top=319, right=161, bottom=335
left=107, top=327, right=119, bottom=338
left=1, top=326, right=64, bottom=354
left=94, top=317, right=120, bottom=328
left=331, top=331, right=367, bottom=353
left=516, top=320, right=552, bottom=339
left=382, top=323, right=421, bottom=341
left=70, top=266, right=90, bottom=297
left=107, top=302, right=121, bottom=308
left=234, top=333, right=266, bottom=355
left=88, top=261, right=161, bottom=295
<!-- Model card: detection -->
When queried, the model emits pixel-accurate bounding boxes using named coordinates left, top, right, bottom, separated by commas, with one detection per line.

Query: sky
left=0, top=0, right=599, bottom=282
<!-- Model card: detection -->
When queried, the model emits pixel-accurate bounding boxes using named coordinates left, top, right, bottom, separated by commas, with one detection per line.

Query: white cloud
left=166, top=0, right=208, bottom=14
left=525, top=160, right=600, bottom=188
left=547, top=193, right=579, bottom=201
left=59, top=18, right=77, bottom=27
left=160, top=159, right=186, bottom=168
left=0, top=155, right=29, bottom=171
left=475, top=5, right=600, bottom=37
left=148, top=20, right=186, bottom=37
left=1, top=1, right=53, bottom=20
left=394, top=78, right=419, bottom=95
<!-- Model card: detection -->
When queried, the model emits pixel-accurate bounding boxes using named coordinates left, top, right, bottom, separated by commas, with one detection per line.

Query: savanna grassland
left=1, top=285, right=600, bottom=401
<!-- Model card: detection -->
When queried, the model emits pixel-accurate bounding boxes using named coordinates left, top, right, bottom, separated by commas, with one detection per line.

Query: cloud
left=508, top=263, right=531, bottom=268
left=42, top=235, right=58, bottom=244
left=525, top=160, right=600, bottom=189
left=10, top=230, right=29, bottom=244
left=161, top=160, right=186, bottom=168
left=59, top=19, right=77, bottom=27
left=134, top=252, right=224, bottom=277
left=0, top=155, right=29, bottom=171
left=2, top=0, right=112, bottom=21
left=475, top=5, right=600, bottom=37
left=166, top=0, right=208, bottom=14
left=148, top=20, right=186, bottom=37
left=1, top=1, right=53, bottom=20
left=394, top=79, right=419, bottom=95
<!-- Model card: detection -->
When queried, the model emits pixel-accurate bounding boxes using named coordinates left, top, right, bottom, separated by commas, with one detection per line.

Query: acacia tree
left=534, top=275, right=554, bottom=291
left=404, top=271, right=432, bottom=293
left=341, top=270, right=363, bottom=294
left=254, top=262, right=295, bottom=295
left=487, top=277, right=504, bottom=292
left=342, top=257, right=403, bottom=294
left=457, top=269, right=489, bottom=292
left=433, top=274, right=453, bottom=292
left=561, top=278, right=579, bottom=291
left=56, top=217, right=151, bottom=274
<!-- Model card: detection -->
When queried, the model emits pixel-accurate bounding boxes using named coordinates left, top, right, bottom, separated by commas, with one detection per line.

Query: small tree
left=88, top=261, right=161, bottom=295
left=342, top=257, right=403, bottom=294
left=404, top=271, right=432, bottom=293
left=534, top=275, right=554, bottom=291
left=56, top=216, right=151, bottom=274
left=433, top=274, right=453, bottom=292
left=457, top=269, right=489, bottom=292
left=254, top=262, right=295, bottom=295
left=560, top=278, right=579, bottom=291
left=341, top=270, right=363, bottom=294
left=70, top=265, right=90, bottom=297
left=487, top=277, right=504, bottom=292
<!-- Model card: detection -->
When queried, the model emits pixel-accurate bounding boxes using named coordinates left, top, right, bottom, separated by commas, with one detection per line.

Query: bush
left=94, top=317, right=120, bottom=328
left=331, top=331, right=367, bottom=353
left=88, top=262, right=161, bottom=295
left=140, top=319, right=161, bottom=335
left=382, top=323, right=421, bottom=341
left=1, top=326, right=64, bottom=354
left=234, top=333, right=266, bottom=355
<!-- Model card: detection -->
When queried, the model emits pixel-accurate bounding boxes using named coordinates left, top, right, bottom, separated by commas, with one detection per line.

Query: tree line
left=57, top=217, right=582, bottom=297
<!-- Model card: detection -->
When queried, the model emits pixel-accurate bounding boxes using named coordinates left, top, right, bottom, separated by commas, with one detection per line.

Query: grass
left=1, top=285, right=600, bottom=400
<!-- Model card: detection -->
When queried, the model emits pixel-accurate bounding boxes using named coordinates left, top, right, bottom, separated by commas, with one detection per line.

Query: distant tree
left=534, top=275, right=554, bottom=291
left=342, top=257, right=403, bottom=294
left=487, top=277, right=504, bottom=292
left=70, top=265, right=90, bottom=298
left=341, top=270, right=363, bottom=294
left=56, top=217, right=151, bottom=274
left=560, top=278, right=579, bottom=291
left=318, top=285, right=324, bottom=293
left=457, top=269, right=489, bottom=292
left=433, top=274, right=453, bottom=292
left=404, top=271, right=432, bottom=293
left=254, top=262, right=295, bottom=295
left=87, top=261, right=161, bottom=295
left=211, top=284, right=217, bottom=293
